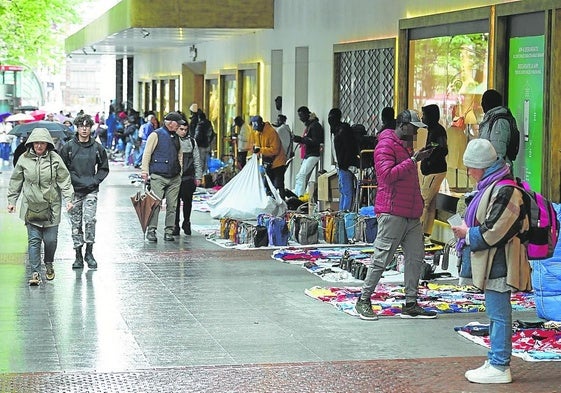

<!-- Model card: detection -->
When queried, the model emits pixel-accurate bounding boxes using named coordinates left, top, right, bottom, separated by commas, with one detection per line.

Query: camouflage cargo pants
left=70, top=191, right=98, bottom=248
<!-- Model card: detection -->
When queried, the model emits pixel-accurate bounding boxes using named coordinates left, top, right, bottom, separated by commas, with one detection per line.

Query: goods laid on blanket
left=455, top=320, right=561, bottom=362
left=305, top=283, right=535, bottom=317
left=273, top=244, right=448, bottom=282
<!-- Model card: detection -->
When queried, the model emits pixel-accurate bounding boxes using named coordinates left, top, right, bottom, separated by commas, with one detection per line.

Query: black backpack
left=489, top=108, right=520, bottom=161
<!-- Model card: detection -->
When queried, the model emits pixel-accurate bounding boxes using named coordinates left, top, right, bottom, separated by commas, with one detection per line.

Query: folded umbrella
left=130, top=185, right=161, bottom=234
left=9, top=121, right=74, bottom=139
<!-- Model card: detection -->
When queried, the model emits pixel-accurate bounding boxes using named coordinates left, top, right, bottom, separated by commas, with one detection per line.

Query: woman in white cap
left=451, top=138, right=530, bottom=384
left=7, top=128, right=74, bottom=286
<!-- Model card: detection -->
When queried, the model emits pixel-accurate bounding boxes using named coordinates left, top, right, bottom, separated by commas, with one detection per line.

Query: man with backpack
left=478, top=89, right=519, bottom=169
left=60, top=114, right=110, bottom=269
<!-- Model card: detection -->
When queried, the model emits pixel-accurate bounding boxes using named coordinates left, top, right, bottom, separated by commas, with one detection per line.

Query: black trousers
left=237, top=151, right=248, bottom=169
left=266, top=165, right=287, bottom=200
left=175, top=177, right=196, bottom=228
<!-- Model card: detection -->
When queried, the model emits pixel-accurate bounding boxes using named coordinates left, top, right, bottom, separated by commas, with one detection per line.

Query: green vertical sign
left=508, top=36, right=545, bottom=190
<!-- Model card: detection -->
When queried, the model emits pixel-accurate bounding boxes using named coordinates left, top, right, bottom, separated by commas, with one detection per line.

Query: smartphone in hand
left=447, top=213, right=463, bottom=227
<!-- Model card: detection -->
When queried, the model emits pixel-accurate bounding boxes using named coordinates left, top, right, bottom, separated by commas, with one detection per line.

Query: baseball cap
left=164, top=111, right=186, bottom=125
left=396, top=109, right=426, bottom=128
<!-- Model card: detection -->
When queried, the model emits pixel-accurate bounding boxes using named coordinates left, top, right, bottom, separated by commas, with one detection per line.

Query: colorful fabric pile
left=305, top=283, right=535, bottom=317
left=456, top=321, right=561, bottom=361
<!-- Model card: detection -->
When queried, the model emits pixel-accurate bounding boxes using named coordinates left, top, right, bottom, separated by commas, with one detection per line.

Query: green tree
left=0, top=0, right=84, bottom=69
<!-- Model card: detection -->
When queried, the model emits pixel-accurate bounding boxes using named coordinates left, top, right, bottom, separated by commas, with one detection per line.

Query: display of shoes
left=465, top=361, right=512, bottom=384
left=400, top=302, right=437, bottom=319
left=28, top=272, right=41, bottom=286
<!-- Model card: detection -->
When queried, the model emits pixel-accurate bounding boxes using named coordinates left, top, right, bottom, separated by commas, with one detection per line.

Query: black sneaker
left=146, top=231, right=157, bottom=242
left=355, top=297, right=378, bottom=320
left=45, top=263, right=55, bottom=280
left=400, top=302, right=437, bottom=319
left=171, top=226, right=180, bottom=236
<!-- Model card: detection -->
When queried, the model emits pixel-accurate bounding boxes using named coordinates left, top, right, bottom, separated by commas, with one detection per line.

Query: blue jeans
left=135, top=141, right=146, bottom=166
left=27, top=224, right=59, bottom=273
left=124, top=141, right=134, bottom=165
left=485, top=289, right=512, bottom=367
left=338, top=168, right=355, bottom=211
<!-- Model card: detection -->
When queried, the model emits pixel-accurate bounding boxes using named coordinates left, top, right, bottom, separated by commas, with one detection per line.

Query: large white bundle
left=207, top=156, right=287, bottom=220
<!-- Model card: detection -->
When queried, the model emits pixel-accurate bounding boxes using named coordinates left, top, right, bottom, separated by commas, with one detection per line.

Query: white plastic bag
left=208, top=156, right=287, bottom=220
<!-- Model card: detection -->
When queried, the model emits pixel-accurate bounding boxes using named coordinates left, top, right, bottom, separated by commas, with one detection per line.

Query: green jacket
left=8, top=130, right=74, bottom=227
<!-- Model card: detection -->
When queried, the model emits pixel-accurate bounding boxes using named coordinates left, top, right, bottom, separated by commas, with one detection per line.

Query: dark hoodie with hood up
left=420, top=104, right=448, bottom=176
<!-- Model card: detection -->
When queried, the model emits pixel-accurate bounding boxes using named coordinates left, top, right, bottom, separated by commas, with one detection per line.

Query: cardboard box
left=318, top=169, right=338, bottom=201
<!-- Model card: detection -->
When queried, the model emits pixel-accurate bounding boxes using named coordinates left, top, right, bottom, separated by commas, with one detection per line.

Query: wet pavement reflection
left=0, top=163, right=558, bottom=392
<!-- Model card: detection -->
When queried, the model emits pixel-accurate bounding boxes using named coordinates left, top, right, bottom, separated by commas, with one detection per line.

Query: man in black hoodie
left=419, top=104, right=448, bottom=242
left=60, top=114, right=110, bottom=269
left=330, top=108, right=359, bottom=211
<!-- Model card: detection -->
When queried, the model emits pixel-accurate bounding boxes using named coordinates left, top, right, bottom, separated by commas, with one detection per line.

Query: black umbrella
left=15, top=105, right=39, bottom=112
left=9, top=121, right=74, bottom=140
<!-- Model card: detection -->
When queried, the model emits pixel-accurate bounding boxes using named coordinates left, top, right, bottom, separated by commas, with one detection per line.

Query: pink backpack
left=498, top=178, right=559, bottom=260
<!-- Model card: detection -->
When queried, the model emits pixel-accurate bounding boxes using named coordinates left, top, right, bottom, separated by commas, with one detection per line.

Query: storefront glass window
left=205, top=78, right=219, bottom=155
left=240, top=69, right=257, bottom=124
left=221, top=74, right=236, bottom=161
left=409, top=33, right=488, bottom=136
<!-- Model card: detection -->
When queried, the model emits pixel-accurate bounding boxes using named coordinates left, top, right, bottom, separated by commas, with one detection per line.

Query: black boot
left=84, top=244, right=97, bottom=269
left=72, top=246, right=84, bottom=269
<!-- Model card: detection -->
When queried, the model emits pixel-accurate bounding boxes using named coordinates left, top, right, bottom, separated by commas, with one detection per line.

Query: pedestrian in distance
left=292, top=106, right=324, bottom=197
left=173, top=119, right=203, bottom=236
left=7, top=128, right=74, bottom=285
left=250, top=115, right=287, bottom=199
left=141, top=111, right=184, bottom=242
left=354, top=109, right=437, bottom=320
left=329, top=108, right=359, bottom=211
left=478, top=89, right=515, bottom=168
left=233, top=115, right=251, bottom=169
left=451, top=138, right=530, bottom=384
left=419, top=104, right=448, bottom=243
left=60, top=114, right=109, bottom=270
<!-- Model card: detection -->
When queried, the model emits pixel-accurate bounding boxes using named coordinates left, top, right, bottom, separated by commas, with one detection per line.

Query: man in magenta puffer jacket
left=355, top=109, right=438, bottom=320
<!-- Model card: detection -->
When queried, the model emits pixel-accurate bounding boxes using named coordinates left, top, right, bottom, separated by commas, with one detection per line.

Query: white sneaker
left=465, top=361, right=511, bottom=384
left=28, top=272, right=41, bottom=286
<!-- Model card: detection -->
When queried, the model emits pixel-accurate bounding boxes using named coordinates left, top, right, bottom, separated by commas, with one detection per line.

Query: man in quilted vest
left=355, top=109, right=437, bottom=320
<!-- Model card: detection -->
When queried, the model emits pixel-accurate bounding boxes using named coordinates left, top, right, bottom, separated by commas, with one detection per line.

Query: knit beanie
left=463, top=139, right=498, bottom=168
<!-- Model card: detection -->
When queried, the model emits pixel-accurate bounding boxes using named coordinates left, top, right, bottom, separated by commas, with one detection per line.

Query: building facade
left=65, top=0, right=561, bottom=200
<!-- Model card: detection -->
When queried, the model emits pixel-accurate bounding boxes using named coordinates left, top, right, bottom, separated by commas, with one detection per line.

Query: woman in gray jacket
left=7, top=128, right=74, bottom=286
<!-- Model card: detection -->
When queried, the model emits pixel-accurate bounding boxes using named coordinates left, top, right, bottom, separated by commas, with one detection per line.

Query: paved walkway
left=0, top=163, right=558, bottom=392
